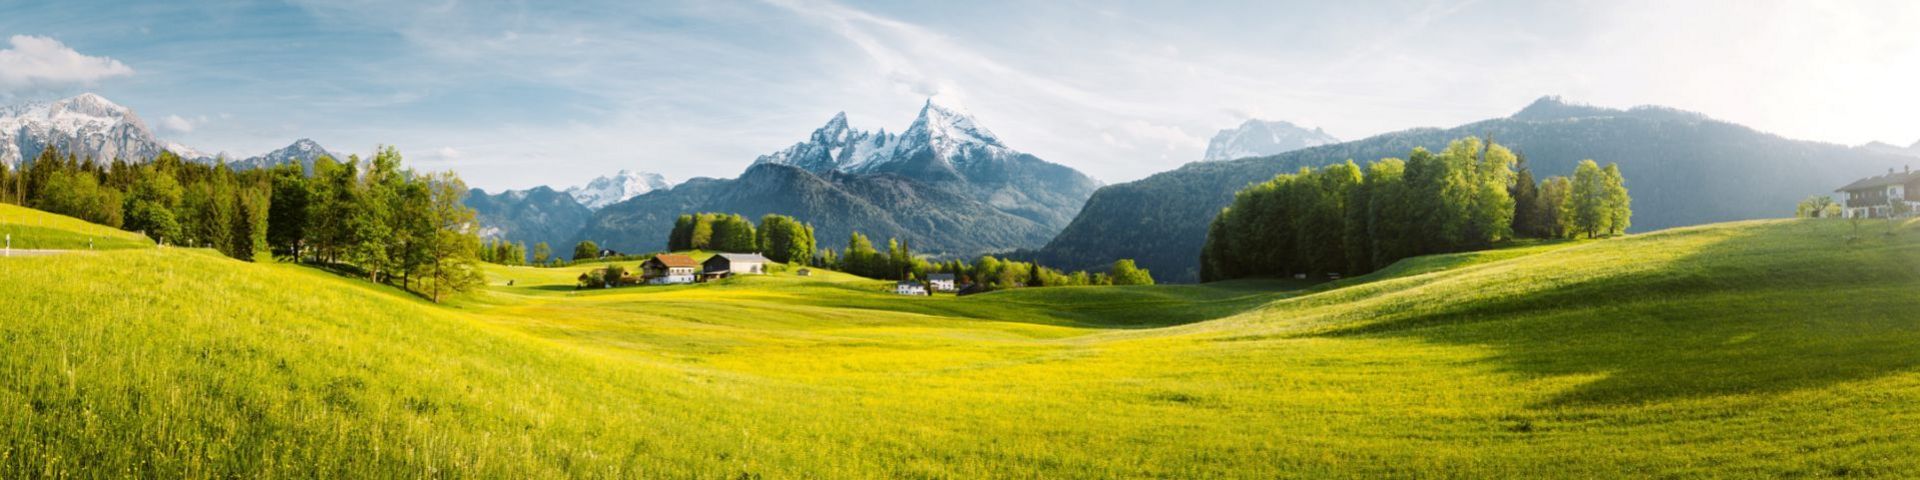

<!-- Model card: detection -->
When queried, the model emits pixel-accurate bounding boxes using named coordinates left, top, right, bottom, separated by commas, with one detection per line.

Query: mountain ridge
left=1036, top=95, right=1917, bottom=282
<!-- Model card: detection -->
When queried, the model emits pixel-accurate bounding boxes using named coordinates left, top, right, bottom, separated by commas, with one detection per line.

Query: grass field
left=4, top=203, right=1919, bottom=478
left=0, top=203, right=153, bottom=251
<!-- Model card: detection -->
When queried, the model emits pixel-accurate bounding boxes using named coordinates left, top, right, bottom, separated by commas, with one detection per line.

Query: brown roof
left=649, top=254, right=699, bottom=268
left=1837, top=170, right=1920, bottom=192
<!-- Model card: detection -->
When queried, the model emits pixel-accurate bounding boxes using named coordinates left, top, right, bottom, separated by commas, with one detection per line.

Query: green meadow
left=3, top=204, right=1919, bottom=478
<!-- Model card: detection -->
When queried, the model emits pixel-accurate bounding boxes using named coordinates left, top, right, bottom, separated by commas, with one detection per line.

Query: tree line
left=823, top=231, right=1152, bottom=291
left=1201, top=136, right=1630, bottom=282
left=0, top=146, right=486, bottom=301
left=657, top=212, right=819, bottom=265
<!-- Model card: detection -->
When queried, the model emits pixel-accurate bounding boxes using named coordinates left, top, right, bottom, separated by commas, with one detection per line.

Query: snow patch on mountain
left=755, top=99, right=1026, bottom=175
left=0, top=93, right=169, bottom=167
left=1201, top=119, right=1340, bottom=162
left=566, top=169, right=673, bottom=210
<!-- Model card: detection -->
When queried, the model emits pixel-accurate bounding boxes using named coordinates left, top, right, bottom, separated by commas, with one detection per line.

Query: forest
left=1201, top=136, right=1629, bottom=281
left=0, top=146, right=486, bottom=301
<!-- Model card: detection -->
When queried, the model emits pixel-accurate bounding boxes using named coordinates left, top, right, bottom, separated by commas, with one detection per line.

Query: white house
left=1837, top=167, right=1920, bottom=219
left=927, top=273, right=957, bottom=293
left=642, top=254, right=699, bottom=284
left=895, top=280, right=929, bottom=296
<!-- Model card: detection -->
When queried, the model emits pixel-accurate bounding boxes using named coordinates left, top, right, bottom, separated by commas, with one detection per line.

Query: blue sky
left=2, top=0, right=1917, bottom=191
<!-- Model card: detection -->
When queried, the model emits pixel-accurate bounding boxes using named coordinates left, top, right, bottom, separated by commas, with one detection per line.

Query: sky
left=1, top=0, right=1917, bottom=191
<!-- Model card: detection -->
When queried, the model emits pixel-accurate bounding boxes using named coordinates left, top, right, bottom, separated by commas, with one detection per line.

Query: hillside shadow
left=1316, top=220, right=1920, bottom=408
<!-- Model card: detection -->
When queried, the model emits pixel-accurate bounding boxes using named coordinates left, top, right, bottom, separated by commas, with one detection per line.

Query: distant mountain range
left=1036, top=96, right=1920, bottom=282
left=1861, top=140, right=1920, bottom=158
left=576, top=100, right=1101, bottom=257
left=1202, top=119, right=1339, bottom=161
left=0, top=93, right=336, bottom=172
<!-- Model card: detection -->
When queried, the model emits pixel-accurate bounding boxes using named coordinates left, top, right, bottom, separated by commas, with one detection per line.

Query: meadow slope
left=3, top=204, right=1919, bottom=478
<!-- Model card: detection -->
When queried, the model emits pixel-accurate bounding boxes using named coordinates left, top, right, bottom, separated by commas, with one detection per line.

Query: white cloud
left=0, top=35, right=134, bottom=93
left=159, top=114, right=199, bottom=134
left=435, top=146, right=462, bottom=159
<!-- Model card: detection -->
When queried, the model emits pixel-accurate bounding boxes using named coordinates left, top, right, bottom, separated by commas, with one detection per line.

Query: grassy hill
left=4, top=202, right=1919, bottom=477
left=0, top=202, right=153, bottom=251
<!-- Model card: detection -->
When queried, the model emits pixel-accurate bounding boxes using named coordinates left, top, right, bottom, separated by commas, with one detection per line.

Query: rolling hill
left=1037, top=96, right=1918, bottom=282
left=5, top=202, right=1920, bottom=477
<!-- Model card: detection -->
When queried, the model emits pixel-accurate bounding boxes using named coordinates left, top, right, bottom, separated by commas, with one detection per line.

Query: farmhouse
left=701, top=253, right=770, bottom=280
left=895, top=280, right=929, bottom=296
left=927, top=273, right=957, bottom=293
left=642, top=254, right=699, bottom=284
left=1836, top=167, right=1920, bottom=219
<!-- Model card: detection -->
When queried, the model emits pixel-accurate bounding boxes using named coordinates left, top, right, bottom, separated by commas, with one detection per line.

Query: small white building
left=927, top=273, right=957, bottom=293
left=895, top=280, right=929, bottom=296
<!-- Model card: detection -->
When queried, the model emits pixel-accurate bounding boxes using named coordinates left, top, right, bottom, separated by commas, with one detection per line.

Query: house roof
left=1838, top=170, right=1920, bottom=192
left=897, top=280, right=925, bottom=287
left=649, top=253, right=699, bottom=268
left=928, top=273, right=956, bottom=281
left=708, top=253, right=771, bottom=264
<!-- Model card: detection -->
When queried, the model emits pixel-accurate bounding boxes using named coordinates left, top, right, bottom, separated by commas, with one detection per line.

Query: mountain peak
left=909, top=98, right=1001, bottom=146
left=1203, top=118, right=1340, bottom=162
left=1511, top=95, right=1621, bottom=121
left=566, top=170, right=673, bottom=210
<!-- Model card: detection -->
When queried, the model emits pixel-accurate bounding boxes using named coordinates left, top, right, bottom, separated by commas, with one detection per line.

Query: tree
left=1110, top=259, right=1154, bottom=286
left=1570, top=159, right=1609, bottom=238
left=756, top=214, right=815, bottom=265
left=423, top=171, right=484, bottom=302
left=1797, top=196, right=1838, bottom=218
left=1537, top=176, right=1575, bottom=239
left=231, top=186, right=271, bottom=262
left=1603, top=163, right=1631, bottom=235
left=573, top=240, right=600, bottom=261
left=533, top=242, right=552, bottom=265
left=669, top=215, right=695, bottom=251
left=602, top=264, right=628, bottom=288
left=1509, top=153, right=1542, bottom=238
left=689, top=215, right=715, bottom=250
left=267, top=163, right=309, bottom=258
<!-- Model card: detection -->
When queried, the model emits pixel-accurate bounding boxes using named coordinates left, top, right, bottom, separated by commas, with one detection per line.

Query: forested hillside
left=1039, top=96, right=1916, bottom=282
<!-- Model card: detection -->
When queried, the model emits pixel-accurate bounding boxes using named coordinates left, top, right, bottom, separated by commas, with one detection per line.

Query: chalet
left=927, top=273, right=957, bottom=293
left=642, top=254, right=699, bottom=284
left=701, top=253, right=771, bottom=281
left=895, top=280, right=929, bottom=296
left=797, top=268, right=813, bottom=277
left=1836, top=167, right=1920, bottom=219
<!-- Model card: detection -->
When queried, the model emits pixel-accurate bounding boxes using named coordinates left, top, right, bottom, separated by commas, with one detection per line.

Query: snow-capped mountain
left=1201, top=119, right=1340, bottom=162
left=582, top=99, right=1102, bottom=257
left=1, top=93, right=172, bottom=167
left=229, top=138, right=338, bottom=173
left=755, top=99, right=1081, bottom=187
left=565, top=170, right=673, bottom=210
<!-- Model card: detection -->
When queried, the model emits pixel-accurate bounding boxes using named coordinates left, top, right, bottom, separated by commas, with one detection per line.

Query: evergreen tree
left=1509, top=153, right=1542, bottom=238
left=267, top=163, right=309, bottom=258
